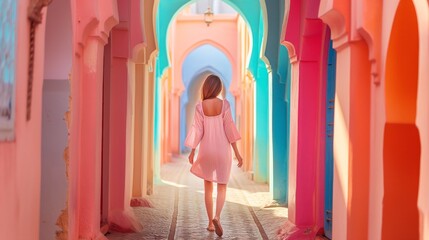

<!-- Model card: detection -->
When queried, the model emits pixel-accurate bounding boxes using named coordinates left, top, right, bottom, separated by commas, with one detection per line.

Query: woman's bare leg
left=214, top=183, right=227, bottom=220
left=204, top=180, right=214, bottom=229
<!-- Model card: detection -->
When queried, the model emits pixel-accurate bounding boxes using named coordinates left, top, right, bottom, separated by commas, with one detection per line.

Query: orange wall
left=320, top=0, right=429, bottom=239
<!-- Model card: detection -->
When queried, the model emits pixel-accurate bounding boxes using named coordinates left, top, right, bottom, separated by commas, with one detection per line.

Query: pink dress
left=185, top=99, right=241, bottom=184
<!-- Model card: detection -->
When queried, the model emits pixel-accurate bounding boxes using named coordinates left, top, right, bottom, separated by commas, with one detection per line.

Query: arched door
left=382, top=1, right=420, bottom=238
left=324, top=40, right=336, bottom=239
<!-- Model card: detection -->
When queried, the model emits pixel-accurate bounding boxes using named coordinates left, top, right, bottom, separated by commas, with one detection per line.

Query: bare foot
left=206, top=224, right=215, bottom=232
left=212, top=218, right=223, bottom=237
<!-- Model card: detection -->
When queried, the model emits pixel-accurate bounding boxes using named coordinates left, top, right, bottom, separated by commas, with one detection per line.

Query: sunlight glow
left=333, top=94, right=349, bottom=205
left=161, top=179, right=188, bottom=188
left=332, top=93, right=350, bottom=239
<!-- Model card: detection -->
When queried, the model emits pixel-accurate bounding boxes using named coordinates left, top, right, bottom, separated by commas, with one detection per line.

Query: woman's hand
left=231, top=142, right=243, bottom=168
left=188, top=150, right=195, bottom=164
left=236, top=154, right=243, bottom=168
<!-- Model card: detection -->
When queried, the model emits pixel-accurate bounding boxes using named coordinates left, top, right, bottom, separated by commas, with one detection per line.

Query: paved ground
left=106, top=155, right=288, bottom=240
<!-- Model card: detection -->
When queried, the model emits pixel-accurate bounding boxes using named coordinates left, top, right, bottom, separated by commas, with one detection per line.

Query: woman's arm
left=231, top=142, right=243, bottom=168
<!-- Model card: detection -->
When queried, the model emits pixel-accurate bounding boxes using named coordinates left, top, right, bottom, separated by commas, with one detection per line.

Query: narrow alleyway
left=106, top=156, right=287, bottom=240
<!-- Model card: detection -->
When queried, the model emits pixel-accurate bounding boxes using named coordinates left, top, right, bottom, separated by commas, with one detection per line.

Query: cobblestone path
left=106, top=156, right=288, bottom=240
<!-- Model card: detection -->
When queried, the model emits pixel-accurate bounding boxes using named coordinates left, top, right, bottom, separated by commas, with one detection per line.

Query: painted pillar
left=144, top=0, right=159, bottom=186
left=264, top=0, right=288, bottom=203
left=241, top=71, right=255, bottom=173
left=169, top=92, right=181, bottom=155
left=161, top=74, right=171, bottom=164
left=169, top=17, right=182, bottom=156
left=282, top=5, right=329, bottom=235
left=129, top=0, right=157, bottom=199
left=69, top=0, right=118, bottom=238
left=106, top=31, right=129, bottom=230
left=238, top=16, right=254, bottom=174
left=323, top=40, right=371, bottom=240
left=292, top=20, right=328, bottom=231
left=103, top=0, right=143, bottom=231
left=250, top=4, right=271, bottom=183
left=347, top=41, right=371, bottom=240
left=130, top=62, right=143, bottom=197
left=415, top=1, right=429, bottom=240
left=76, top=37, right=108, bottom=239
left=253, top=60, right=270, bottom=183
left=145, top=63, right=156, bottom=193
left=319, top=0, right=377, bottom=239
left=130, top=59, right=155, bottom=196
left=142, top=64, right=153, bottom=194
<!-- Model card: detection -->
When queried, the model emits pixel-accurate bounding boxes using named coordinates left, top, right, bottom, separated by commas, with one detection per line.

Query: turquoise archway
left=154, top=0, right=272, bottom=184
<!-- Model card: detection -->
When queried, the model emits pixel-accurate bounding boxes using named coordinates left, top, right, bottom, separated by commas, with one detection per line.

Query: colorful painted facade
left=0, top=0, right=428, bottom=239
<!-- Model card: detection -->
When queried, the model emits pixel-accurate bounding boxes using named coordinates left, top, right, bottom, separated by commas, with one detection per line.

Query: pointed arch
left=382, top=1, right=420, bottom=239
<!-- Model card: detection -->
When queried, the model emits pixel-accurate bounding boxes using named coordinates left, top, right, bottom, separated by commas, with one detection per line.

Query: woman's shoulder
left=195, top=101, right=203, bottom=112
left=223, top=99, right=231, bottom=108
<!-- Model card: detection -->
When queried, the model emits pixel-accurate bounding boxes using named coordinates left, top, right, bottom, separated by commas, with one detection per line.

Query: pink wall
left=0, top=1, right=46, bottom=239
left=104, top=0, right=144, bottom=230
left=43, top=0, right=72, bottom=80
left=283, top=1, right=328, bottom=237
left=69, top=0, right=119, bottom=238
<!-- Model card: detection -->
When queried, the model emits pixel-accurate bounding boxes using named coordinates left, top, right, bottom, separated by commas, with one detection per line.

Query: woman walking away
left=185, top=74, right=243, bottom=237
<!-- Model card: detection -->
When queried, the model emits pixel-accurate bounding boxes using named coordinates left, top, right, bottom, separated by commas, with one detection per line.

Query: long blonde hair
left=201, top=74, right=222, bottom=100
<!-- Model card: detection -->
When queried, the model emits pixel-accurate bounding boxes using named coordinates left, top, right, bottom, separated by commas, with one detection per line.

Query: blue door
left=324, top=41, right=336, bottom=239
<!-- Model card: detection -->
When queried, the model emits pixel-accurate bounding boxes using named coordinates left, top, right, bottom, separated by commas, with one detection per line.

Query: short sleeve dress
left=184, top=99, right=241, bottom=184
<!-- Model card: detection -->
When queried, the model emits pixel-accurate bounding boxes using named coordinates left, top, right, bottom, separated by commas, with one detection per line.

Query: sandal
left=212, top=218, right=223, bottom=237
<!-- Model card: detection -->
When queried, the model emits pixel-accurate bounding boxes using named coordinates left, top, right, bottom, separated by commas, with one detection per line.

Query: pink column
left=291, top=20, right=328, bottom=230
left=104, top=0, right=143, bottom=231
left=69, top=0, right=118, bottom=238
left=169, top=93, right=181, bottom=155
left=78, top=38, right=106, bottom=238
left=280, top=1, right=329, bottom=237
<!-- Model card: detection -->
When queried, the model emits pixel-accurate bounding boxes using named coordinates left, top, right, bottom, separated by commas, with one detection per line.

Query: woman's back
left=202, top=98, right=223, bottom=116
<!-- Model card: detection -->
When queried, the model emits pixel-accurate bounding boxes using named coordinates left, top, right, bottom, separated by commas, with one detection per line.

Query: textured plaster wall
left=0, top=0, right=47, bottom=239
left=40, top=80, right=69, bottom=240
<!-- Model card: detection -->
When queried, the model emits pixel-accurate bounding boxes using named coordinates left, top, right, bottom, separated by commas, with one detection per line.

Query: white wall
left=40, top=79, right=69, bottom=240
left=191, top=0, right=236, bottom=14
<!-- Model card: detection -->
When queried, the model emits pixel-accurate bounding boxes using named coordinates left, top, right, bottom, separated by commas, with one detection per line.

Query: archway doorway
left=180, top=44, right=234, bottom=153
left=382, top=1, right=420, bottom=238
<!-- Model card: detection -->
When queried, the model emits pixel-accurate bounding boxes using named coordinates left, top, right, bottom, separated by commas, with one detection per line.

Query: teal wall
left=253, top=8, right=270, bottom=183
left=254, top=59, right=270, bottom=183
left=155, top=0, right=264, bottom=79
left=262, top=0, right=290, bottom=200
